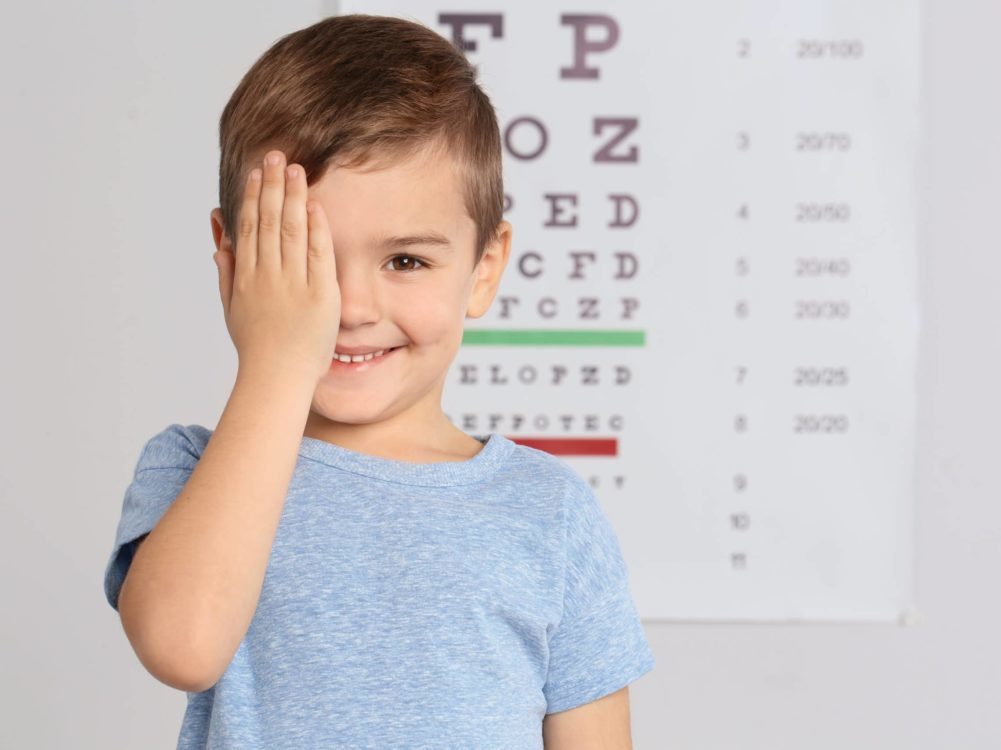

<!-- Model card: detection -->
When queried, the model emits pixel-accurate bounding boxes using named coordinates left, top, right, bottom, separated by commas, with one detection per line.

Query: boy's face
left=210, top=143, right=511, bottom=455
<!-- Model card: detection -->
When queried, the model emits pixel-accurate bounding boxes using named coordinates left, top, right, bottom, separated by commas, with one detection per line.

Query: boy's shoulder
left=500, top=436, right=593, bottom=496
left=132, top=422, right=211, bottom=472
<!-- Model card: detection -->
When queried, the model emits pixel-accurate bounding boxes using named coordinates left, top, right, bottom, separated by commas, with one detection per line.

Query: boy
left=103, top=13, right=654, bottom=749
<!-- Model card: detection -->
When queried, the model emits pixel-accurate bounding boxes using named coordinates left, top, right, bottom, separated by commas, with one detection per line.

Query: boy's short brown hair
left=216, top=13, right=503, bottom=265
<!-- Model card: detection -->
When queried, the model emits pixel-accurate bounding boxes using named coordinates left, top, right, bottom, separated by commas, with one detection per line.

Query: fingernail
left=267, top=152, right=281, bottom=166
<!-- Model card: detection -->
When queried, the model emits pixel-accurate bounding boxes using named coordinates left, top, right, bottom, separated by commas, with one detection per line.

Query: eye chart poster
left=334, top=0, right=920, bottom=622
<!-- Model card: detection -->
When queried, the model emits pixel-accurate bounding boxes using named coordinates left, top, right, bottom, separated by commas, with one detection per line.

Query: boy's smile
left=282, top=141, right=508, bottom=461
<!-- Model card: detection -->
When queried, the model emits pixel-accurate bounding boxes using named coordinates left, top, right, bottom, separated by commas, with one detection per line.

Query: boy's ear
left=210, top=208, right=232, bottom=253
left=466, top=220, right=512, bottom=319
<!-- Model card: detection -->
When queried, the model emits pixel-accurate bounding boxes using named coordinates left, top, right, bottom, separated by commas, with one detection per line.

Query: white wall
left=1, top=0, right=997, bottom=746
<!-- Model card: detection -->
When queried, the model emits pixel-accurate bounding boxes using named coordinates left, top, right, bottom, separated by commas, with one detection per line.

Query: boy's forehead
left=310, top=148, right=472, bottom=235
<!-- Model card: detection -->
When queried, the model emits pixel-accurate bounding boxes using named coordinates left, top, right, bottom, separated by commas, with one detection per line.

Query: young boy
left=103, top=13, right=654, bottom=749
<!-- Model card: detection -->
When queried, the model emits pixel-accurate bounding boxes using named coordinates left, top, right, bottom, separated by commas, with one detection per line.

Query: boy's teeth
left=333, top=348, right=388, bottom=363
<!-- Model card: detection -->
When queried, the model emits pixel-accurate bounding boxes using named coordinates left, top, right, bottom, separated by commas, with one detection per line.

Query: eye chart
left=334, top=0, right=920, bottom=622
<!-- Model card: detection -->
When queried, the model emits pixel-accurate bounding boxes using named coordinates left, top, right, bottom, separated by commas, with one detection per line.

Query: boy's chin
left=310, top=399, right=378, bottom=421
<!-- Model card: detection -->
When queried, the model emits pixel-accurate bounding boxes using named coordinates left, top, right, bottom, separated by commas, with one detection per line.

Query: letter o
left=504, top=116, right=549, bottom=161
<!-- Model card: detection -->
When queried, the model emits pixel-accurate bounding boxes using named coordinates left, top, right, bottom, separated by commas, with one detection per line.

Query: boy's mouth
left=329, top=346, right=402, bottom=371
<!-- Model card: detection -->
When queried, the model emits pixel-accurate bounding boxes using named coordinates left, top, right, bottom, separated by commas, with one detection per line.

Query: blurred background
left=1, top=0, right=998, bottom=747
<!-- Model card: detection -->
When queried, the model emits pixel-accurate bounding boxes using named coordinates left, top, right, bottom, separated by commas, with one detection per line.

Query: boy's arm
left=542, top=686, right=633, bottom=749
left=118, top=148, right=337, bottom=693
left=117, top=366, right=316, bottom=692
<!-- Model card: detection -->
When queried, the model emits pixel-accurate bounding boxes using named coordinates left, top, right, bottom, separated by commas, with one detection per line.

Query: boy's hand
left=214, top=150, right=341, bottom=383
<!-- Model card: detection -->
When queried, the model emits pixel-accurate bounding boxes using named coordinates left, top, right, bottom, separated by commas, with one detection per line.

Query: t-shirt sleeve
left=102, top=423, right=205, bottom=612
left=542, top=474, right=656, bottom=714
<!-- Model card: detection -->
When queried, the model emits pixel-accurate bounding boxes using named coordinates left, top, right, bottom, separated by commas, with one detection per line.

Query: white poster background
left=334, top=0, right=919, bottom=622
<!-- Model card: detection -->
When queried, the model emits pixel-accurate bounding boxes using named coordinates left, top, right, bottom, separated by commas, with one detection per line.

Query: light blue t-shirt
left=103, top=423, right=655, bottom=749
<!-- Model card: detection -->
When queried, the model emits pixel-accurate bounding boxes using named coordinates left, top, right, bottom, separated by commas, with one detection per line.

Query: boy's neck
left=303, top=410, right=484, bottom=463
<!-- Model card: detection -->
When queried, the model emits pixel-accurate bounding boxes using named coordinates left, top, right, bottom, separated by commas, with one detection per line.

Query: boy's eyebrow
left=377, top=231, right=453, bottom=252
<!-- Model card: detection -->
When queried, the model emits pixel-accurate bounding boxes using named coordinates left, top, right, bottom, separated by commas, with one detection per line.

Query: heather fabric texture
left=103, top=423, right=655, bottom=749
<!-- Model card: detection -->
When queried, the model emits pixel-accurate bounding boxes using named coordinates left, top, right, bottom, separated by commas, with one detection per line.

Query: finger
left=281, top=163, right=308, bottom=285
left=306, top=199, right=335, bottom=293
left=257, top=150, right=286, bottom=273
left=235, top=167, right=262, bottom=278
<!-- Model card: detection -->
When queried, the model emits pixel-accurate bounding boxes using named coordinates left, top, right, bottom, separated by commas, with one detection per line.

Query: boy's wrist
left=235, top=362, right=319, bottom=398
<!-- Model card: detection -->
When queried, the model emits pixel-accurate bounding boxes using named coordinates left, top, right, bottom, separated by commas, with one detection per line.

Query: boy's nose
left=334, top=267, right=382, bottom=327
